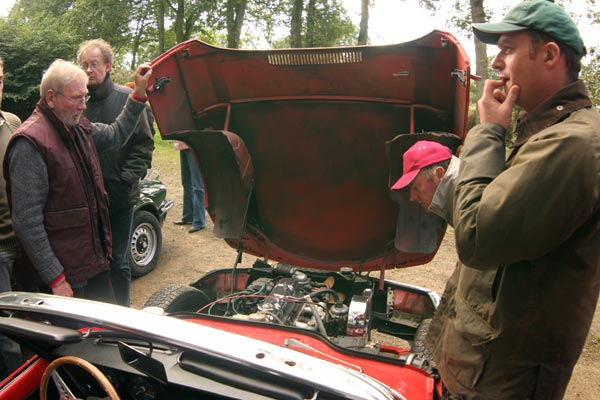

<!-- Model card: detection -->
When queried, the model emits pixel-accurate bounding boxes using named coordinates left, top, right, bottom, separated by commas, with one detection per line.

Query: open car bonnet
left=148, top=31, right=471, bottom=272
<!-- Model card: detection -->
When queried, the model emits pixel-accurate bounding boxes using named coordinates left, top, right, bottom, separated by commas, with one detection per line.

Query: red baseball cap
left=391, top=141, right=452, bottom=190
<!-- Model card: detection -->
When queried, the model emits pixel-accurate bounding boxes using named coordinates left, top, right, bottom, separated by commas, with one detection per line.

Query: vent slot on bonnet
left=268, top=50, right=362, bottom=66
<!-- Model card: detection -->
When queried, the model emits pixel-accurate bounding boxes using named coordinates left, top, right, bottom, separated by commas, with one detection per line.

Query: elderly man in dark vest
left=77, top=39, right=155, bottom=307
left=4, top=60, right=152, bottom=302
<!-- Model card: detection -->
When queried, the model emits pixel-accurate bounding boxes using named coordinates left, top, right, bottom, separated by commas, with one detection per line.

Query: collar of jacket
left=88, top=73, right=114, bottom=102
left=512, top=80, right=592, bottom=147
left=0, top=111, right=20, bottom=132
left=429, top=155, right=461, bottom=227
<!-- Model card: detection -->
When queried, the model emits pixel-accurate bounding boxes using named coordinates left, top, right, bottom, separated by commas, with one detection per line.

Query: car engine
left=206, top=262, right=389, bottom=351
left=146, top=259, right=436, bottom=364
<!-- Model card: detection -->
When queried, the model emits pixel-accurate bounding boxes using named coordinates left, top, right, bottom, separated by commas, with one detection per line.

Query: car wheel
left=411, top=318, right=433, bottom=361
left=143, top=284, right=210, bottom=313
left=129, top=210, right=162, bottom=278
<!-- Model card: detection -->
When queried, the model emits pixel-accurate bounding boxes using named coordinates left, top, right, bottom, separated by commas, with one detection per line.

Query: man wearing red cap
left=392, top=140, right=463, bottom=390
left=391, top=140, right=459, bottom=226
left=425, top=1, right=600, bottom=399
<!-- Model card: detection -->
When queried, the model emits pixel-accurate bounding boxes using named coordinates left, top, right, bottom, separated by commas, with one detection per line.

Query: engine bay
left=152, top=260, right=440, bottom=356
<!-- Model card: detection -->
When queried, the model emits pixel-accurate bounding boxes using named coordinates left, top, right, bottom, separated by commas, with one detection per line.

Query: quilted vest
left=9, top=101, right=112, bottom=284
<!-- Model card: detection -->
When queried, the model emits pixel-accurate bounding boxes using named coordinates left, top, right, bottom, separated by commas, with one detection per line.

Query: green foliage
left=110, top=67, right=135, bottom=86
left=63, top=0, right=131, bottom=46
left=146, top=131, right=179, bottom=178
left=467, top=102, right=477, bottom=130
left=304, top=0, right=356, bottom=47
left=246, top=0, right=287, bottom=45
left=16, top=0, right=74, bottom=20
left=137, top=29, right=178, bottom=65
left=269, top=0, right=356, bottom=48
left=2, top=0, right=599, bottom=123
left=0, top=12, right=79, bottom=120
left=166, top=0, right=223, bottom=44
left=152, top=131, right=172, bottom=152
left=581, top=47, right=600, bottom=106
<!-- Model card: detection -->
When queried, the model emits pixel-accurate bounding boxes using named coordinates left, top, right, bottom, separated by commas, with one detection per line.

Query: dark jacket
left=429, top=80, right=600, bottom=399
left=85, top=74, right=154, bottom=210
left=4, top=96, right=148, bottom=286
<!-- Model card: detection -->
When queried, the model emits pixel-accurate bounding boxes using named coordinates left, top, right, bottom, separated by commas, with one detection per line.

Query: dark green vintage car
left=129, top=173, right=173, bottom=278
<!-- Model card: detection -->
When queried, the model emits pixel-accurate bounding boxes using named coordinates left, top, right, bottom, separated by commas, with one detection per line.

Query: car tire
left=129, top=210, right=162, bottom=278
left=143, top=284, right=210, bottom=313
left=411, top=318, right=433, bottom=361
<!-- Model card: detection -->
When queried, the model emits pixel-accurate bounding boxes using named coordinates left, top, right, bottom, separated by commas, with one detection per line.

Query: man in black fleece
left=77, top=39, right=155, bottom=307
left=4, top=60, right=152, bottom=302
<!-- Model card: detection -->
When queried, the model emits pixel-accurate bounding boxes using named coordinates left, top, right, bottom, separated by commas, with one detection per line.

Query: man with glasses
left=4, top=59, right=152, bottom=302
left=77, top=39, right=154, bottom=307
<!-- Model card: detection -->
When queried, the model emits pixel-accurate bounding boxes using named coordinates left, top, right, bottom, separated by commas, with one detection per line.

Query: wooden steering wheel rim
left=39, top=355, right=120, bottom=400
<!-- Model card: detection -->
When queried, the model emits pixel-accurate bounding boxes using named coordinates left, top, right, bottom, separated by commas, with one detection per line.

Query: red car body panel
left=185, top=316, right=438, bottom=400
left=0, top=32, right=472, bottom=399
left=0, top=356, right=48, bottom=399
left=148, top=30, right=471, bottom=272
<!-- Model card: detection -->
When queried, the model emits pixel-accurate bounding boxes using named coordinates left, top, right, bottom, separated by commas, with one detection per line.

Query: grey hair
left=420, top=159, right=450, bottom=178
left=77, top=38, right=114, bottom=65
left=40, top=59, right=88, bottom=97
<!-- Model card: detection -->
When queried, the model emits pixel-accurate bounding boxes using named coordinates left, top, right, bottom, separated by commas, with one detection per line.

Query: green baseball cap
left=473, top=0, right=586, bottom=56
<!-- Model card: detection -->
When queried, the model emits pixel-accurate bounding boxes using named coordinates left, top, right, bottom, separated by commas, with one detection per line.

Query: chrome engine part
left=229, top=263, right=373, bottom=346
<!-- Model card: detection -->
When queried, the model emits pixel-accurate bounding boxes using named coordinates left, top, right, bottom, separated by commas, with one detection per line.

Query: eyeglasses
left=80, top=61, right=102, bottom=71
left=58, top=93, right=90, bottom=105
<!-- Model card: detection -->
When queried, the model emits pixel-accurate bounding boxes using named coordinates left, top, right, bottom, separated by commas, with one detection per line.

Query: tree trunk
left=129, top=20, right=142, bottom=70
left=470, top=0, right=488, bottom=123
left=174, top=0, right=185, bottom=43
left=227, top=0, right=248, bottom=48
left=157, top=0, right=165, bottom=53
left=290, top=0, right=304, bottom=48
left=357, top=0, right=369, bottom=45
left=305, top=0, right=317, bottom=47
left=130, top=42, right=139, bottom=70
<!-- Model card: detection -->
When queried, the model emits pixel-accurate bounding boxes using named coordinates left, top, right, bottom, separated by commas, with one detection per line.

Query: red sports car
left=0, top=30, right=471, bottom=400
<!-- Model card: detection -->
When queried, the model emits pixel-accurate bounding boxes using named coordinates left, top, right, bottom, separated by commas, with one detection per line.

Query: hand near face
left=478, top=79, right=520, bottom=129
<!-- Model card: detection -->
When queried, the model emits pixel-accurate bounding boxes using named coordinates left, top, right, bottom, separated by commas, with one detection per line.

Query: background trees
left=0, top=0, right=598, bottom=122
left=415, top=0, right=600, bottom=123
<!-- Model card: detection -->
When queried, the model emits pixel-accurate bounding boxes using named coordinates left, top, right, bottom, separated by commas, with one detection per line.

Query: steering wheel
left=40, top=356, right=120, bottom=400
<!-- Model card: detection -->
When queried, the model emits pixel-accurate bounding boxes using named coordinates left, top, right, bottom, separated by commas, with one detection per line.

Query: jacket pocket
left=443, top=294, right=499, bottom=389
left=44, top=207, right=96, bottom=277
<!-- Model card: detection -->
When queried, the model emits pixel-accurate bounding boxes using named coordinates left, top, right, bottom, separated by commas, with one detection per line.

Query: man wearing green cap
left=424, top=1, right=600, bottom=398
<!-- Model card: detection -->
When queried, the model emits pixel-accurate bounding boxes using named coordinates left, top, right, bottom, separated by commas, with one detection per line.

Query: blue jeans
left=109, top=207, right=134, bottom=307
left=0, top=247, right=21, bottom=379
left=180, top=149, right=206, bottom=229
